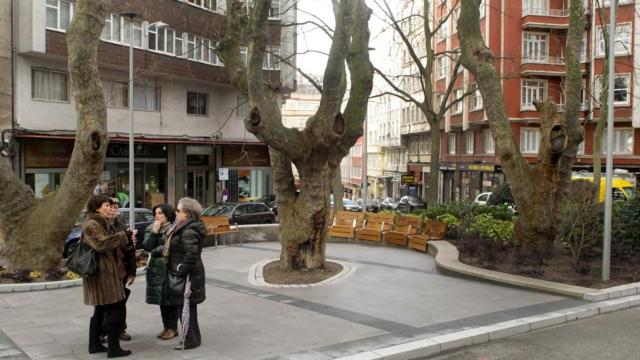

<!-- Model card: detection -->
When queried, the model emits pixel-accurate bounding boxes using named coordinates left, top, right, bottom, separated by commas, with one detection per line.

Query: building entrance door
left=187, top=169, right=208, bottom=206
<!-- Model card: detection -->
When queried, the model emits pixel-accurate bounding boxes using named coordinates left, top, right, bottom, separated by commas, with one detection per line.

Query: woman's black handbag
left=65, top=238, right=98, bottom=277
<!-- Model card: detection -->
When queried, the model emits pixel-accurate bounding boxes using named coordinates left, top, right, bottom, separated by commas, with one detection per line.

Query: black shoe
left=107, top=331, right=132, bottom=358
left=88, top=343, right=107, bottom=354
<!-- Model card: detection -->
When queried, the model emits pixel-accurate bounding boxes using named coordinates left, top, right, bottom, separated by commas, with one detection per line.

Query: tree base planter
left=248, top=259, right=355, bottom=288
left=428, top=241, right=640, bottom=302
left=0, top=267, right=147, bottom=293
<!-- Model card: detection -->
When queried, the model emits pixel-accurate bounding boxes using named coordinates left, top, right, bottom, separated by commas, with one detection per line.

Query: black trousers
left=160, top=305, right=178, bottom=331
left=176, top=302, right=201, bottom=348
left=92, top=302, right=125, bottom=336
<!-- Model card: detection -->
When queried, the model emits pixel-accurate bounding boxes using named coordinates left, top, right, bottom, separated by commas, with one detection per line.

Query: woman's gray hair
left=178, top=197, right=203, bottom=220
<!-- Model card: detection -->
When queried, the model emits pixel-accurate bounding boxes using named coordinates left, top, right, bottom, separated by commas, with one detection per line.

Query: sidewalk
left=0, top=242, right=592, bottom=359
left=423, top=306, right=640, bottom=360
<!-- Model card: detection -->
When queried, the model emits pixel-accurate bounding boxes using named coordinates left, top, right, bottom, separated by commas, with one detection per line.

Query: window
left=447, top=134, right=456, bottom=155
left=437, top=17, right=449, bottom=41
left=263, top=47, right=281, bottom=70
left=351, top=144, right=362, bottom=157
left=183, top=0, right=221, bottom=12
left=521, top=79, right=545, bottom=110
left=187, top=92, right=208, bottom=116
left=32, top=68, right=68, bottom=102
left=599, top=0, right=634, bottom=7
left=471, top=89, right=483, bottom=110
left=464, top=132, right=474, bottom=154
left=520, top=128, right=540, bottom=154
left=351, top=166, right=362, bottom=179
left=437, top=55, right=448, bottom=79
left=484, top=129, right=495, bottom=154
left=46, top=0, right=72, bottom=31
left=269, top=0, right=281, bottom=19
left=452, top=89, right=464, bottom=114
left=240, top=47, right=248, bottom=64
left=595, top=74, right=631, bottom=106
left=186, top=34, right=196, bottom=60
left=596, top=24, right=632, bottom=57
left=103, top=79, right=129, bottom=108
left=603, top=128, right=634, bottom=155
left=236, top=97, right=248, bottom=118
left=479, top=0, right=486, bottom=18
left=134, top=83, right=160, bottom=111
left=523, top=32, right=548, bottom=62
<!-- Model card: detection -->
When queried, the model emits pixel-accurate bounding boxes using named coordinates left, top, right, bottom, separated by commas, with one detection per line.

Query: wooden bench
left=202, top=216, right=241, bottom=246
left=407, top=219, right=447, bottom=252
left=328, top=211, right=365, bottom=239
left=383, top=215, right=422, bottom=246
left=355, top=213, right=396, bottom=242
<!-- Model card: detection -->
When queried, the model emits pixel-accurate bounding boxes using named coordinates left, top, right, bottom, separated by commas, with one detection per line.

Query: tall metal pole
left=362, top=116, right=368, bottom=213
left=128, top=17, right=135, bottom=229
left=603, top=1, right=616, bottom=282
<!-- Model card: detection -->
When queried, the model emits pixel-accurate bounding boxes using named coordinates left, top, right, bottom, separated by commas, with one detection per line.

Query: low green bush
left=467, top=213, right=515, bottom=246
left=612, top=198, right=640, bottom=260
left=487, top=182, right=515, bottom=206
left=436, top=213, right=460, bottom=239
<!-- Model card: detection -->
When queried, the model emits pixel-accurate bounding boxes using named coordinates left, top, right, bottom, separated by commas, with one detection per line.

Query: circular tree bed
left=263, top=261, right=343, bottom=285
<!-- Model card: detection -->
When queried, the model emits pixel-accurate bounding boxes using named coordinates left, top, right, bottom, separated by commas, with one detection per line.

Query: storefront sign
left=25, top=140, right=74, bottom=168
left=401, top=175, right=415, bottom=184
left=107, top=143, right=167, bottom=158
left=218, top=168, right=229, bottom=181
left=468, top=164, right=496, bottom=172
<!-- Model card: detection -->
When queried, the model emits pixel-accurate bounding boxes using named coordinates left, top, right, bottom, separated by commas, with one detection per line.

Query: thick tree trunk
left=0, top=0, right=110, bottom=271
left=426, top=119, right=441, bottom=205
left=458, top=0, right=584, bottom=250
left=331, top=166, right=344, bottom=211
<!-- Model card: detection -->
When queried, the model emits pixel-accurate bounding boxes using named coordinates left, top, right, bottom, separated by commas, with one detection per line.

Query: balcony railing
left=522, top=8, right=570, bottom=17
left=523, top=55, right=565, bottom=65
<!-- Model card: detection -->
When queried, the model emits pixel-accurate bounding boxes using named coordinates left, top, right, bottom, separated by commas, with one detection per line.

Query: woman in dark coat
left=164, top=197, right=206, bottom=350
left=82, top=194, right=132, bottom=358
left=141, top=203, right=177, bottom=340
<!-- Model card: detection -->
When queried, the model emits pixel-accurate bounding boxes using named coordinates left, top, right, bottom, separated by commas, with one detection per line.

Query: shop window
left=187, top=92, right=208, bottom=116
left=32, top=68, right=69, bottom=102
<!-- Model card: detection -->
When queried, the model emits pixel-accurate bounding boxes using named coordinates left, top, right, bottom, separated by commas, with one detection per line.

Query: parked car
left=474, top=192, right=492, bottom=206
left=356, top=198, right=380, bottom=213
left=396, top=196, right=427, bottom=213
left=204, top=202, right=277, bottom=225
left=64, top=208, right=154, bottom=258
left=342, top=198, right=362, bottom=212
left=256, top=194, right=276, bottom=205
left=379, top=197, right=401, bottom=211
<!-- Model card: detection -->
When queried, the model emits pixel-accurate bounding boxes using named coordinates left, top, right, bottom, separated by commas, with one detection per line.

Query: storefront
left=23, top=139, right=168, bottom=208
left=407, top=164, right=424, bottom=199
left=220, top=144, right=272, bottom=202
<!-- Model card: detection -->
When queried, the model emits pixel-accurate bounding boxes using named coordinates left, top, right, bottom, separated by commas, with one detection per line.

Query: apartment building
left=1, top=0, right=295, bottom=208
left=391, top=0, right=640, bottom=203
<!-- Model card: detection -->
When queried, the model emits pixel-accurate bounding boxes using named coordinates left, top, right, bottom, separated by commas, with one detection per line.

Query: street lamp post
left=602, top=2, right=617, bottom=282
left=120, top=13, right=167, bottom=228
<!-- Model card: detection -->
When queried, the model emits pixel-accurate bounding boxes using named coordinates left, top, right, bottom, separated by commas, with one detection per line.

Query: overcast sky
left=295, top=0, right=392, bottom=78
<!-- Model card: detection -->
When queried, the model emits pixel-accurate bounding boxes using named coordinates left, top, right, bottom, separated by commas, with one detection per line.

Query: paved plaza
left=0, top=242, right=596, bottom=359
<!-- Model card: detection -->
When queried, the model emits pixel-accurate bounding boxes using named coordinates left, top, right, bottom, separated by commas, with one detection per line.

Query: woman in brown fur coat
left=82, top=194, right=131, bottom=358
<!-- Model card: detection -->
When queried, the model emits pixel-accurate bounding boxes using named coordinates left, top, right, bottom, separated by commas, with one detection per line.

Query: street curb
left=248, top=258, right=356, bottom=288
left=428, top=240, right=640, bottom=302
left=335, top=294, right=640, bottom=360
left=0, top=267, right=147, bottom=293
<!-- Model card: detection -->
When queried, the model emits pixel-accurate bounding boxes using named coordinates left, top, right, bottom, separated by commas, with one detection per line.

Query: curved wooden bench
left=408, top=219, right=447, bottom=252
left=328, top=211, right=364, bottom=239
left=355, top=213, right=395, bottom=242
left=384, top=215, right=422, bottom=246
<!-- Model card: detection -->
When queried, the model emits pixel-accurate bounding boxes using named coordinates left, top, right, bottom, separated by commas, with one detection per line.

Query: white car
left=474, top=192, right=492, bottom=206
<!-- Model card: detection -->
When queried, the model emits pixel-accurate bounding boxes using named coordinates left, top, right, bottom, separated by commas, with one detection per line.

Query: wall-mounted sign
left=401, top=175, right=415, bottom=184
left=467, top=164, right=496, bottom=172
left=218, top=168, right=229, bottom=181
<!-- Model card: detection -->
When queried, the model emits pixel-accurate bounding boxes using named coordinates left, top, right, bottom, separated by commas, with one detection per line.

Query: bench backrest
left=364, top=213, right=395, bottom=231
left=202, top=216, right=232, bottom=235
left=424, top=219, right=447, bottom=239
left=333, top=211, right=365, bottom=227
left=394, top=216, right=423, bottom=233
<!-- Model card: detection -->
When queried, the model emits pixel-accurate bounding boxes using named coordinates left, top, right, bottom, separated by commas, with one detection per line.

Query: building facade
left=381, top=0, right=640, bottom=204
left=2, top=0, right=296, bottom=208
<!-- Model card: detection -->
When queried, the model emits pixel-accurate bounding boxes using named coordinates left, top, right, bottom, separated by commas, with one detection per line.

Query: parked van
left=571, top=174, right=637, bottom=203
